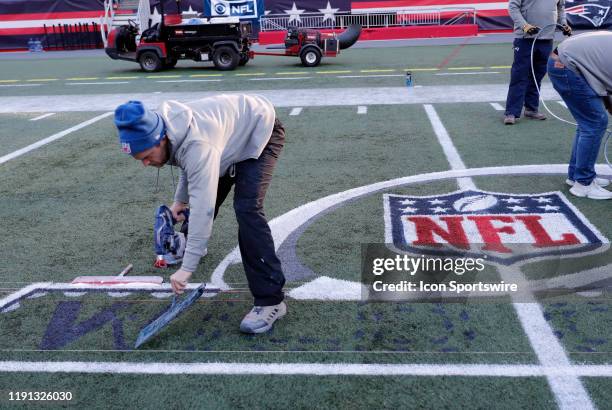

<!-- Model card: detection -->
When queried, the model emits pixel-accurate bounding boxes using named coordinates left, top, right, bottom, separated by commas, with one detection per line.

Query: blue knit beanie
left=115, top=101, right=165, bottom=155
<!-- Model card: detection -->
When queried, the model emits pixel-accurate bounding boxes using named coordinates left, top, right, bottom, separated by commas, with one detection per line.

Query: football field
left=0, top=42, right=611, bottom=409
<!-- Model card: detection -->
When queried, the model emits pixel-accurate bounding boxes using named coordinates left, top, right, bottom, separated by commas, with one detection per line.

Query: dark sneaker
left=240, top=302, right=287, bottom=334
left=524, top=110, right=547, bottom=120
left=504, top=115, right=516, bottom=125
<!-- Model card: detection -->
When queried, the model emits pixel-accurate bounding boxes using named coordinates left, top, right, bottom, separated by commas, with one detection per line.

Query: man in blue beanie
left=115, top=95, right=287, bottom=334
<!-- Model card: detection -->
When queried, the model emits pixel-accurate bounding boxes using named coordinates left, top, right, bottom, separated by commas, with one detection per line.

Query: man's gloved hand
left=561, top=24, right=572, bottom=36
left=523, top=23, right=540, bottom=35
left=170, top=268, right=192, bottom=295
left=170, top=201, right=189, bottom=222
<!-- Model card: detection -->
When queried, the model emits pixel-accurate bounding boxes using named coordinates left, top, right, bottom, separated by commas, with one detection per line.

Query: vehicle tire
left=212, top=46, right=239, bottom=70
left=139, top=51, right=163, bottom=72
left=300, top=47, right=322, bottom=67
left=164, top=58, right=177, bottom=69
left=239, top=53, right=250, bottom=66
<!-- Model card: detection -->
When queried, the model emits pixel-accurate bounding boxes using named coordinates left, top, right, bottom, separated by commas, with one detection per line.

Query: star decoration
left=538, top=205, right=560, bottom=211
left=507, top=205, right=527, bottom=212
left=428, top=199, right=446, bottom=205
left=319, top=1, right=339, bottom=23
left=399, top=199, right=416, bottom=205
left=400, top=206, right=417, bottom=214
left=501, top=197, right=523, bottom=204
left=532, top=196, right=552, bottom=203
left=284, top=2, right=305, bottom=24
left=430, top=206, right=449, bottom=213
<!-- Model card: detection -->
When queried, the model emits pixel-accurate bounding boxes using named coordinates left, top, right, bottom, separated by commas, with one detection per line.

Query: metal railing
left=260, top=9, right=476, bottom=31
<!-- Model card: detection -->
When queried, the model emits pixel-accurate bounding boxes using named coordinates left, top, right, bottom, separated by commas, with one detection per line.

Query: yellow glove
left=522, top=23, right=540, bottom=35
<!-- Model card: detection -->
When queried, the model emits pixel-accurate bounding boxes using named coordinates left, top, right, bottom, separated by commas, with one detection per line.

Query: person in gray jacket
left=504, top=0, right=571, bottom=125
left=115, top=95, right=287, bottom=333
left=547, top=31, right=612, bottom=199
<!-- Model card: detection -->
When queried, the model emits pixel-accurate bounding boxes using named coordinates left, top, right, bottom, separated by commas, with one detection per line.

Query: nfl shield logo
left=384, top=190, right=608, bottom=265
left=121, top=142, right=131, bottom=154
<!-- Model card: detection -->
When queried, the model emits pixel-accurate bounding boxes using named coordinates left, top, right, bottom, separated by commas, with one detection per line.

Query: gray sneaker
left=566, top=177, right=610, bottom=188
left=240, top=302, right=287, bottom=334
left=504, top=114, right=516, bottom=125
left=524, top=110, right=547, bottom=120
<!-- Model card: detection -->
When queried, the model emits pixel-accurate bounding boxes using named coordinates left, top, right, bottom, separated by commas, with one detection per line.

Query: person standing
left=547, top=31, right=612, bottom=200
left=504, top=0, right=571, bottom=125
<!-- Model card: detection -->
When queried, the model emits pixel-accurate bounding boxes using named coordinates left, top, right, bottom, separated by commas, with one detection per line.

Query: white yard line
left=423, top=104, right=594, bottom=410
left=489, top=102, right=504, bottom=111
left=336, top=74, right=404, bottom=79
left=423, top=104, right=476, bottom=190
left=0, top=112, right=113, bottom=165
left=0, top=85, right=563, bottom=113
left=357, top=106, right=367, bottom=114
left=558, top=101, right=568, bottom=108
left=249, top=77, right=313, bottom=81
left=289, top=107, right=303, bottom=116
left=66, top=82, right=131, bottom=85
left=435, top=72, right=500, bottom=76
left=155, top=79, right=223, bottom=83
left=0, top=361, right=610, bottom=377
left=29, top=113, right=55, bottom=121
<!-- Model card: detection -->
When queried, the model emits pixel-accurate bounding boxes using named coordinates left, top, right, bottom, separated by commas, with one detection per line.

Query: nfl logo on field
left=384, top=190, right=608, bottom=265
left=121, top=142, right=131, bottom=154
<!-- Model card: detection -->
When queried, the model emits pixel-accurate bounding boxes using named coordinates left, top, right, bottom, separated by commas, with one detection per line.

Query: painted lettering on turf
left=40, top=301, right=129, bottom=350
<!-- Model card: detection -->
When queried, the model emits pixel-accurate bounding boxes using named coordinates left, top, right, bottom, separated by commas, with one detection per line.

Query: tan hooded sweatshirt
left=157, top=94, right=275, bottom=272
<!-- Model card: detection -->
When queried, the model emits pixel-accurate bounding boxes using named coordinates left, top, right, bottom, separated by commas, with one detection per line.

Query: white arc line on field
left=0, top=361, right=611, bottom=377
left=422, top=104, right=593, bottom=410
left=489, top=102, right=504, bottom=111
left=289, top=107, right=303, bottom=116
left=0, top=112, right=113, bottom=165
left=30, top=113, right=55, bottom=121
left=423, top=104, right=476, bottom=190
left=357, top=106, right=367, bottom=114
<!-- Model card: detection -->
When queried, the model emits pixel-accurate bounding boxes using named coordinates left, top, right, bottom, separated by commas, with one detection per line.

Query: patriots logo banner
left=384, top=190, right=608, bottom=266
left=566, top=0, right=612, bottom=28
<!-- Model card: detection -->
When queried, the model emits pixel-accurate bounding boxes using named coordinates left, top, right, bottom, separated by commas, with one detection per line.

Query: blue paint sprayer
left=153, top=205, right=189, bottom=268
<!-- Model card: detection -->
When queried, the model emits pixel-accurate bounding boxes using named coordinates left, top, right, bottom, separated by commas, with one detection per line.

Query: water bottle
left=405, top=71, right=413, bottom=87
left=34, top=39, right=43, bottom=52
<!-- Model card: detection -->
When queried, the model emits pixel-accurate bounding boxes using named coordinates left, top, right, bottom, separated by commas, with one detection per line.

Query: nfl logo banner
left=384, top=190, right=608, bottom=266
left=206, top=0, right=263, bottom=19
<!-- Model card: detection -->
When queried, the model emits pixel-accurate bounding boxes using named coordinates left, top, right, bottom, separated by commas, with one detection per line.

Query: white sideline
left=0, top=362, right=611, bottom=377
left=489, top=102, right=504, bottom=111
left=422, top=105, right=594, bottom=410
left=0, top=112, right=113, bottom=165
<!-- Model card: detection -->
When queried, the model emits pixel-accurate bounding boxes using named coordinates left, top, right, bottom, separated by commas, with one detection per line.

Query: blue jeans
left=505, top=38, right=553, bottom=117
left=547, top=57, right=609, bottom=185
left=215, top=118, right=286, bottom=306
